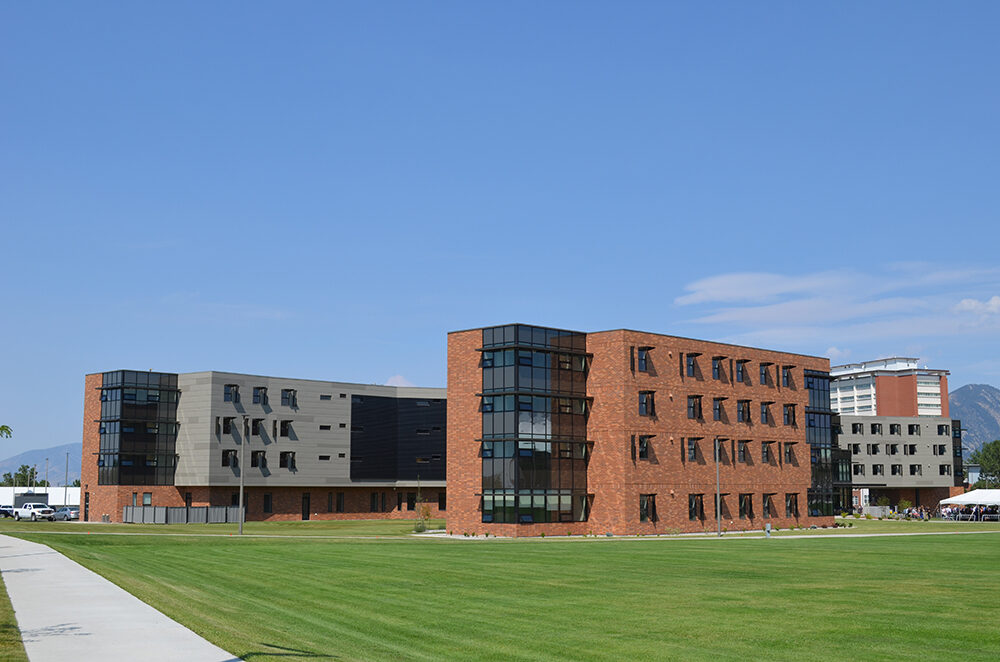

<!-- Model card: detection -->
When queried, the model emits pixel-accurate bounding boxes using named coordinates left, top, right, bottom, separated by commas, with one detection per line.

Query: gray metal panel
left=838, top=415, right=957, bottom=488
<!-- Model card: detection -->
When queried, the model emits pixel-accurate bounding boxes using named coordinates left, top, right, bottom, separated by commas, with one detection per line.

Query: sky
left=2, top=3, right=999, bottom=456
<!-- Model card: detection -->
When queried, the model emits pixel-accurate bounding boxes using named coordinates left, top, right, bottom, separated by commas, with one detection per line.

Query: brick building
left=447, top=324, right=842, bottom=537
left=81, top=370, right=446, bottom=523
left=831, top=357, right=949, bottom=417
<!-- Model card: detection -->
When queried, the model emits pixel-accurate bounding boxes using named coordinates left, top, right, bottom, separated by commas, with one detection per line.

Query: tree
left=970, top=440, right=1000, bottom=488
left=0, top=465, right=47, bottom=488
left=0, top=425, right=11, bottom=438
left=72, top=479, right=81, bottom=487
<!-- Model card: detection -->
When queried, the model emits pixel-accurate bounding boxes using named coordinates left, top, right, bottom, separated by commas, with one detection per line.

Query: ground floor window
left=739, top=493, right=753, bottom=519
left=641, top=494, right=658, bottom=522
left=762, top=494, right=775, bottom=518
left=785, top=493, right=798, bottom=517
left=370, top=492, right=378, bottom=513
left=142, top=492, right=152, bottom=506
left=407, top=493, right=416, bottom=511
left=336, top=492, right=345, bottom=513
left=688, top=494, right=703, bottom=521
left=263, top=493, right=272, bottom=513
left=481, top=491, right=588, bottom=523
left=438, top=492, right=446, bottom=511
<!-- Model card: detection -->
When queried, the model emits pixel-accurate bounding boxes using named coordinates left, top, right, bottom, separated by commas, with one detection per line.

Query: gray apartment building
left=837, top=414, right=963, bottom=509
left=82, top=369, right=446, bottom=523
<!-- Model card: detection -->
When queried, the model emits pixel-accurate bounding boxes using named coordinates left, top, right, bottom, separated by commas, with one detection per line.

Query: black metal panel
left=350, top=396, right=446, bottom=481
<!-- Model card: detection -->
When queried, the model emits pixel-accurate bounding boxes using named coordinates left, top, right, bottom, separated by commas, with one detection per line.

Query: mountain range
left=949, top=384, right=1000, bottom=454
left=0, top=442, right=81, bottom=486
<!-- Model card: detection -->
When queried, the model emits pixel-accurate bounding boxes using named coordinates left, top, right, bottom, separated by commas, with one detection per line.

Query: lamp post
left=715, top=437, right=722, bottom=538
left=239, top=416, right=247, bottom=535
left=64, top=453, right=69, bottom=508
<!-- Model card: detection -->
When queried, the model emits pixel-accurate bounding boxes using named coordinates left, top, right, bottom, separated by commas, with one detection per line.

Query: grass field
left=0, top=572, right=28, bottom=662
left=5, top=519, right=999, bottom=661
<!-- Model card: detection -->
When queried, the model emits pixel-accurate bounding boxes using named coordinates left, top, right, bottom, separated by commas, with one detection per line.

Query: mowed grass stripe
left=9, top=529, right=1000, bottom=661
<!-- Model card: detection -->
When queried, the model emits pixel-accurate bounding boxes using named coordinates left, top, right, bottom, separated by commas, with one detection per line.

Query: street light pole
left=715, top=438, right=722, bottom=538
left=239, top=416, right=247, bottom=535
left=64, top=453, right=69, bottom=508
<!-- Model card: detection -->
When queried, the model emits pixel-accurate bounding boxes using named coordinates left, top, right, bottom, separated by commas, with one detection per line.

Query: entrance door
left=302, top=493, right=310, bottom=521
left=83, top=492, right=90, bottom=522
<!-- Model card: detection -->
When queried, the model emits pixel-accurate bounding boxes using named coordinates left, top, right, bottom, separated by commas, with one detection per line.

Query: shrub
left=865, top=514, right=873, bottom=519
left=540, top=532, right=545, bottom=538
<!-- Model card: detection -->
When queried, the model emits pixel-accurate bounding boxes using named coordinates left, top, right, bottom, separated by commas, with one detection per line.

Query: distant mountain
left=950, top=384, right=1000, bottom=454
left=0, top=443, right=81, bottom=486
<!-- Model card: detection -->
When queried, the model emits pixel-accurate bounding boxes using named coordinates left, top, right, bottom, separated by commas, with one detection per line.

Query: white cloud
left=825, top=347, right=851, bottom=362
left=954, top=295, right=1000, bottom=316
left=385, top=375, right=415, bottom=387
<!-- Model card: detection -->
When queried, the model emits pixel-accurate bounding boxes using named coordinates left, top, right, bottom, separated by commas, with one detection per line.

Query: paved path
left=0, top=534, right=239, bottom=662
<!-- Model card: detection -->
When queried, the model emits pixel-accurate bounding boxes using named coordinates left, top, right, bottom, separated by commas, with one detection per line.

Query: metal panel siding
left=350, top=396, right=398, bottom=480
left=350, top=396, right=446, bottom=481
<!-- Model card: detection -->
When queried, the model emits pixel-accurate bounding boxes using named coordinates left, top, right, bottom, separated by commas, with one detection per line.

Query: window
left=762, top=494, right=774, bottom=518
left=143, top=493, right=152, bottom=506
left=224, top=384, right=240, bottom=403
left=852, top=423, right=863, bottom=434
left=688, top=494, right=704, bottom=521
left=251, top=418, right=263, bottom=435
left=761, top=442, right=771, bottom=464
left=320, top=424, right=331, bottom=431
left=905, top=444, right=917, bottom=455
left=783, top=404, right=795, bottom=426
left=638, top=435, right=651, bottom=460
left=909, top=464, right=922, bottom=476
left=850, top=443, right=862, bottom=454
left=760, top=403, right=769, bottom=424
left=937, top=424, right=950, bottom=436
left=336, top=492, right=345, bottom=513
left=640, top=494, right=657, bottom=522
left=736, top=360, right=748, bottom=384
left=712, top=357, right=722, bottom=380
left=939, top=464, right=952, bottom=476
left=784, top=443, right=795, bottom=464
left=222, top=417, right=234, bottom=434
left=785, top=493, right=798, bottom=518
left=739, top=493, right=753, bottom=519
left=867, top=444, right=880, bottom=455
left=687, top=395, right=702, bottom=420
left=871, top=423, right=883, bottom=435
left=781, top=366, right=792, bottom=387
left=438, top=492, right=447, bottom=511
left=932, top=444, right=946, bottom=456
left=279, top=451, right=295, bottom=469
left=407, top=493, right=416, bottom=511
left=320, top=394, right=332, bottom=401
left=713, top=398, right=724, bottom=421
left=853, top=464, right=865, bottom=476
left=687, top=438, right=698, bottom=462
left=738, top=441, right=748, bottom=463
left=319, top=455, right=330, bottom=461
left=686, top=355, right=696, bottom=377
left=280, top=420, right=292, bottom=437
left=891, top=464, right=903, bottom=476
left=639, top=391, right=655, bottom=416
left=737, top=400, right=750, bottom=422
left=281, top=389, right=297, bottom=407
left=252, top=387, right=267, bottom=405
left=221, top=450, right=236, bottom=467
left=637, top=348, right=649, bottom=372
left=888, top=444, right=898, bottom=455
left=890, top=423, right=901, bottom=435
left=251, top=451, right=266, bottom=468
left=872, top=464, right=884, bottom=476
left=263, top=493, right=272, bottom=513
left=370, top=492, right=379, bottom=513
left=908, top=424, right=921, bottom=435
left=760, top=364, right=768, bottom=385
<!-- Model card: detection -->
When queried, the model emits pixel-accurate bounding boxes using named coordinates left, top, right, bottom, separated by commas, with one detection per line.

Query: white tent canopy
left=940, top=489, right=1000, bottom=506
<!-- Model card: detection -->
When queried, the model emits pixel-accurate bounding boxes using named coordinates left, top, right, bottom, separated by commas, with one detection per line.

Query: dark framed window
left=640, top=494, right=657, bottom=522
left=713, top=398, right=723, bottom=421
left=280, top=420, right=292, bottom=437
left=687, top=395, right=702, bottom=420
left=761, top=442, right=771, bottom=464
left=281, top=389, right=297, bottom=407
left=712, top=358, right=721, bottom=380
left=637, top=348, right=649, bottom=372
left=222, top=417, right=234, bottom=434
left=785, top=493, right=798, bottom=517
left=937, top=424, right=950, bottom=436
left=910, top=464, right=922, bottom=475
left=891, top=464, right=902, bottom=476
left=853, top=464, right=865, bottom=476
left=336, top=492, right=345, bottom=513
left=687, top=438, right=698, bottom=461
left=939, top=464, right=952, bottom=476
left=222, top=449, right=237, bottom=467
left=871, top=423, right=883, bottom=435
left=438, top=492, right=447, bottom=511
left=782, top=366, right=792, bottom=387
left=890, top=423, right=901, bottom=435
left=852, top=422, right=863, bottom=434
left=252, top=418, right=264, bottom=435
left=407, top=493, right=416, bottom=511
left=784, top=443, right=795, bottom=464
left=908, top=424, right=921, bottom=435
left=253, top=387, right=268, bottom=405
left=739, top=493, right=753, bottom=519
left=736, top=360, right=749, bottom=384
left=760, top=403, right=769, bottom=424
left=737, top=400, right=750, bottom=422
left=279, top=451, right=295, bottom=469
left=763, top=493, right=774, bottom=518
left=760, top=365, right=768, bottom=385
left=370, top=492, right=378, bottom=513
left=639, top=391, right=655, bottom=416
left=872, top=464, right=884, bottom=476
left=888, top=444, right=898, bottom=455
left=688, top=494, right=704, bottom=521
left=251, top=450, right=266, bottom=468
left=738, top=441, right=748, bottom=463
left=686, top=355, right=696, bottom=377
left=263, top=493, right=272, bottom=513
left=783, top=404, right=795, bottom=426
left=224, top=384, right=240, bottom=403
left=638, top=435, right=651, bottom=460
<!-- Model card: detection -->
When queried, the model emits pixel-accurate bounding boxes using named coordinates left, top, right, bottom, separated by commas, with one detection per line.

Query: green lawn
left=0, top=572, right=28, bottom=662
left=5, top=521, right=999, bottom=661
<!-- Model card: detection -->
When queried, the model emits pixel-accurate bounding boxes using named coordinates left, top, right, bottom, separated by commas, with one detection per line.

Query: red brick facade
left=446, top=327, right=835, bottom=537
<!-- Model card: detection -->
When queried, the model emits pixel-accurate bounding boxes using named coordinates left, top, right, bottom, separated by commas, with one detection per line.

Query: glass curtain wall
left=98, top=370, right=180, bottom=485
left=480, top=325, right=590, bottom=523
left=805, top=370, right=846, bottom=515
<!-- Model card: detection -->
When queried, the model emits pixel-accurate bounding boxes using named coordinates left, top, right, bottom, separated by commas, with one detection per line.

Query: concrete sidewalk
left=0, top=534, right=239, bottom=662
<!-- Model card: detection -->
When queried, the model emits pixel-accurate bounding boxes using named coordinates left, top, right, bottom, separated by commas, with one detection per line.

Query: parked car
left=53, top=507, right=79, bottom=521
left=14, top=503, right=55, bottom=521
left=0, top=505, right=14, bottom=518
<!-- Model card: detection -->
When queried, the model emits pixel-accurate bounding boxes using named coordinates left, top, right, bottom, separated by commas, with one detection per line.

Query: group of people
left=940, top=504, right=1000, bottom=521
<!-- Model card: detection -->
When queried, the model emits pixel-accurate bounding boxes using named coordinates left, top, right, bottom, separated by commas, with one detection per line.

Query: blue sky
left=2, top=3, right=998, bottom=456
